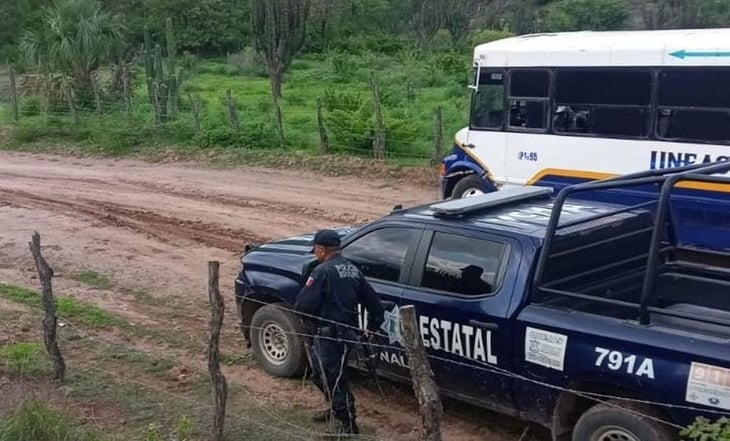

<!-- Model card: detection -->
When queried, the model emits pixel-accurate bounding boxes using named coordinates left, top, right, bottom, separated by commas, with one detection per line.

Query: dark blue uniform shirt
left=295, top=254, right=384, bottom=333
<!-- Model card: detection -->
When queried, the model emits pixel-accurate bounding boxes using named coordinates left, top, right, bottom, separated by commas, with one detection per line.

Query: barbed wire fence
left=1, top=64, right=452, bottom=166
left=5, top=232, right=719, bottom=441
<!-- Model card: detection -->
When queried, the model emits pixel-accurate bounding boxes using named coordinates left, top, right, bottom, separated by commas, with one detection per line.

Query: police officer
left=295, top=229, right=385, bottom=436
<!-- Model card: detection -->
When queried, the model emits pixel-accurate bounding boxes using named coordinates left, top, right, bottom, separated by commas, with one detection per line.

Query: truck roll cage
left=532, top=159, right=730, bottom=327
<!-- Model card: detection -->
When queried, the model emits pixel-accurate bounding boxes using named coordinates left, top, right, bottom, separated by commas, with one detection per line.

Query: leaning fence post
left=207, top=261, right=227, bottom=441
left=226, top=90, right=240, bottom=132
left=28, top=232, right=66, bottom=382
left=432, top=106, right=444, bottom=165
left=7, top=61, right=18, bottom=120
left=369, top=70, right=386, bottom=160
left=316, top=97, right=329, bottom=154
left=400, top=305, right=443, bottom=441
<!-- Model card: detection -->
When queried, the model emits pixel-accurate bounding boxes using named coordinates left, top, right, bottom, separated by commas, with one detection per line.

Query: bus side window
left=657, top=69, right=730, bottom=144
left=471, top=71, right=505, bottom=130
left=508, top=70, right=549, bottom=131
left=553, top=69, right=652, bottom=138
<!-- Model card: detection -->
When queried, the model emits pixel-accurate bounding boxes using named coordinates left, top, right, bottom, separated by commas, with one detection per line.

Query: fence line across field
left=16, top=234, right=717, bottom=440
left=43, top=308, right=386, bottom=441
left=47, top=304, right=689, bottom=436
left=3, top=68, right=452, bottom=162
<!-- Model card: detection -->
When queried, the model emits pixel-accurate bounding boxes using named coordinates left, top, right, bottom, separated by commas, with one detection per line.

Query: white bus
left=438, top=28, right=730, bottom=250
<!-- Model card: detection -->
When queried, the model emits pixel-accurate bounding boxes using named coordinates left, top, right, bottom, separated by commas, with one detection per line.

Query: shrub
left=227, top=47, right=267, bottom=77
left=0, top=400, right=106, bottom=441
left=193, top=122, right=276, bottom=150
left=0, top=342, right=48, bottom=376
left=681, top=417, right=730, bottom=441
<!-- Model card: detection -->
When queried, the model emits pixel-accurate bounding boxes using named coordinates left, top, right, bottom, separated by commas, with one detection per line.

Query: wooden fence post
left=122, top=64, right=132, bottom=115
left=189, top=92, right=202, bottom=133
left=28, top=232, right=66, bottom=383
left=369, top=70, right=386, bottom=160
left=7, top=61, right=18, bottom=120
left=63, top=81, right=77, bottom=122
left=91, top=74, right=102, bottom=114
left=400, top=305, right=443, bottom=441
left=433, top=106, right=444, bottom=165
left=316, top=97, right=329, bottom=154
left=207, top=261, right=227, bottom=441
left=226, top=90, right=240, bottom=131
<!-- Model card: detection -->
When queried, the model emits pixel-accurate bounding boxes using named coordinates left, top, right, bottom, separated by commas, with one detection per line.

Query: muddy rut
left=0, top=152, right=528, bottom=441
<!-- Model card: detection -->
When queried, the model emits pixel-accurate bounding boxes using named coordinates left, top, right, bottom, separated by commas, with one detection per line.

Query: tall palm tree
left=20, top=0, right=124, bottom=92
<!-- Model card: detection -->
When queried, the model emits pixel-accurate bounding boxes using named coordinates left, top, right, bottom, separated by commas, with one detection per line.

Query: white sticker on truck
left=686, top=362, right=730, bottom=411
left=525, top=327, right=568, bottom=371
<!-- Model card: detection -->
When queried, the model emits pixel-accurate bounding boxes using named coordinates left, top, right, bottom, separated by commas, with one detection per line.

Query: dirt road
left=0, top=152, right=529, bottom=440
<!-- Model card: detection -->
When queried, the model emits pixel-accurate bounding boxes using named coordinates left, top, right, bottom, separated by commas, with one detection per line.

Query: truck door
left=340, top=222, right=424, bottom=378
left=397, top=227, right=520, bottom=414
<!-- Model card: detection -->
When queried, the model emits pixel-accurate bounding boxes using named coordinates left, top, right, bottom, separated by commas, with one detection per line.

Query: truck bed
left=541, top=256, right=730, bottom=338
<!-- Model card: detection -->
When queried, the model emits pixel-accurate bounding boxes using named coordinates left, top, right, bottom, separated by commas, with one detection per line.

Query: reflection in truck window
left=342, top=227, right=417, bottom=283
left=419, top=232, right=506, bottom=296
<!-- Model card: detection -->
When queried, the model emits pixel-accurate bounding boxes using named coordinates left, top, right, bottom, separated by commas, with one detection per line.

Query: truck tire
left=452, top=174, right=492, bottom=199
left=250, top=303, right=307, bottom=378
left=572, top=400, right=677, bottom=441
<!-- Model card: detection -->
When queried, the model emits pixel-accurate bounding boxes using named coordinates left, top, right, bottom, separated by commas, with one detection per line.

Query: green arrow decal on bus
left=670, top=50, right=730, bottom=59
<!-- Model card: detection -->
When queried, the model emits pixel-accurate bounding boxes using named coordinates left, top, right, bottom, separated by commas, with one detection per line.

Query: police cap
left=313, top=229, right=341, bottom=247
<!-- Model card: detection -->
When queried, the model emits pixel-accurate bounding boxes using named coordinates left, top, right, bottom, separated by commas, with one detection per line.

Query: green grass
left=0, top=50, right=474, bottom=164
left=98, top=344, right=176, bottom=374
left=0, top=283, right=128, bottom=329
left=76, top=271, right=112, bottom=290
left=0, top=342, right=49, bottom=376
left=0, top=400, right=109, bottom=441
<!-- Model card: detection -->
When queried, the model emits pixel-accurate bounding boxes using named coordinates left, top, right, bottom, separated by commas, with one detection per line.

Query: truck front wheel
left=452, top=174, right=492, bottom=199
left=250, top=303, right=307, bottom=378
left=572, top=400, right=676, bottom=441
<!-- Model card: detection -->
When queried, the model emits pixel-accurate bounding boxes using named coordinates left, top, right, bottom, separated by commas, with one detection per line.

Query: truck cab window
left=419, top=232, right=506, bottom=296
left=342, top=227, right=417, bottom=284
left=470, top=70, right=505, bottom=130
left=657, top=69, right=730, bottom=143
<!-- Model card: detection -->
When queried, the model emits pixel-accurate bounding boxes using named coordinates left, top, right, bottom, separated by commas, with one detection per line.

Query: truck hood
left=239, top=226, right=361, bottom=293
left=247, top=226, right=360, bottom=256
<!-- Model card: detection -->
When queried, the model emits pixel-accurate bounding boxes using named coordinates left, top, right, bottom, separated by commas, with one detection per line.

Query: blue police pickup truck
left=234, top=161, right=730, bottom=441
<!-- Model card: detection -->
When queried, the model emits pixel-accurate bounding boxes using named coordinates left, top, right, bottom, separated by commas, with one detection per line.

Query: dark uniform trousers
left=295, top=250, right=384, bottom=432
left=310, top=325, right=357, bottom=427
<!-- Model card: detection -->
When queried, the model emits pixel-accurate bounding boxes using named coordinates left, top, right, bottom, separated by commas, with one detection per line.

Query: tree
left=251, top=0, right=310, bottom=99
left=442, top=0, right=480, bottom=44
left=0, top=0, right=50, bottom=63
left=536, top=0, right=630, bottom=31
left=409, top=0, right=443, bottom=47
left=20, top=0, right=124, bottom=91
left=144, top=0, right=250, bottom=55
left=308, top=0, right=348, bottom=51
left=638, top=0, right=730, bottom=29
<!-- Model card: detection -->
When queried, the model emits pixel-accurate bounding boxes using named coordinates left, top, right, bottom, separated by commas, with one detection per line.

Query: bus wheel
left=453, top=175, right=492, bottom=199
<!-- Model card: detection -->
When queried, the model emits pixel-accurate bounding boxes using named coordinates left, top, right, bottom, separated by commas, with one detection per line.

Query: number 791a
left=594, top=347, right=655, bottom=379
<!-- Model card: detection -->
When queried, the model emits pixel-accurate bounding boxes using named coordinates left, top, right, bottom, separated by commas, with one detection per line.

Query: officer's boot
left=322, top=419, right=359, bottom=439
left=311, top=408, right=331, bottom=423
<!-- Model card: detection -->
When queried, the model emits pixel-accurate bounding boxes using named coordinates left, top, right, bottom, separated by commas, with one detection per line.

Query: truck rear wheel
left=452, top=174, right=492, bottom=198
left=250, top=303, right=307, bottom=378
left=572, top=400, right=676, bottom=441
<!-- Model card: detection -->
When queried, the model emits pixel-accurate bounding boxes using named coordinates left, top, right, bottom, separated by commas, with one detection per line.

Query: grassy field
left=0, top=47, right=482, bottom=166
left=0, top=282, right=372, bottom=441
